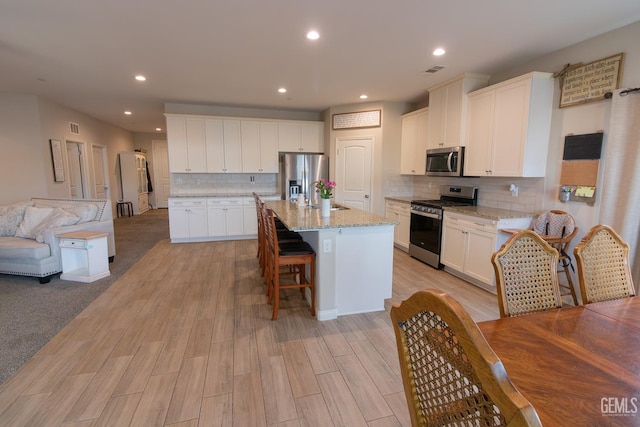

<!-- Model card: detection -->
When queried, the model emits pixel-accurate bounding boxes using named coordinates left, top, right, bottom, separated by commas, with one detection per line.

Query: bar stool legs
left=116, top=201, right=133, bottom=217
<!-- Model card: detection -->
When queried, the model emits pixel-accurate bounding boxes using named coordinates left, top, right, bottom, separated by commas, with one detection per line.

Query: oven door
left=409, top=209, right=442, bottom=255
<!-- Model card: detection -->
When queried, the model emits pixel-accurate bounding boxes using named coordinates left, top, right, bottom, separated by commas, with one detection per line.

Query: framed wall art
left=559, top=53, right=625, bottom=108
left=50, top=139, right=65, bottom=182
left=332, top=110, right=381, bottom=130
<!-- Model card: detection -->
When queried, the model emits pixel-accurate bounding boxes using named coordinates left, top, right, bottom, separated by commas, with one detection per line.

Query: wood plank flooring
left=0, top=238, right=499, bottom=426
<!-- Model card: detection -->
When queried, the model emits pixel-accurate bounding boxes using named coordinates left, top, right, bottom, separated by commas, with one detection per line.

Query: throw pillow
left=33, top=208, right=81, bottom=243
left=0, top=201, right=33, bottom=237
left=61, top=204, right=99, bottom=223
left=15, top=206, right=55, bottom=239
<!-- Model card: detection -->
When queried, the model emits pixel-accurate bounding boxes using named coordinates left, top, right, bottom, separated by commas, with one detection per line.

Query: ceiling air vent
left=424, top=65, right=445, bottom=74
left=69, top=122, right=80, bottom=134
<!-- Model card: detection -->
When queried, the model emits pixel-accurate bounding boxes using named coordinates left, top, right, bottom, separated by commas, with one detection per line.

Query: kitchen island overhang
left=266, top=200, right=398, bottom=320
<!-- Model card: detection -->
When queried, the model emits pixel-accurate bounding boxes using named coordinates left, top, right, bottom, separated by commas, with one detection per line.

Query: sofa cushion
left=15, top=206, right=80, bottom=241
left=0, top=237, right=51, bottom=260
left=0, top=201, right=32, bottom=237
left=33, top=201, right=99, bottom=223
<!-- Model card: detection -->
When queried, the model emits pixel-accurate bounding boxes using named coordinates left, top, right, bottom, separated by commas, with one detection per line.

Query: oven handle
left=411, top=209, right=440, bottom=220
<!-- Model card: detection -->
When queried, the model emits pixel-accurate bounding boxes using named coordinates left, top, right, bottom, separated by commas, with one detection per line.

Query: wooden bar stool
left=264, top=207, right=315, bottom=320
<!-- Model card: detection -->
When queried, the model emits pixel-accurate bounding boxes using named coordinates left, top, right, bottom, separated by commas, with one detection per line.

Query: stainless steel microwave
left=426, top=146, right=465, bottom=177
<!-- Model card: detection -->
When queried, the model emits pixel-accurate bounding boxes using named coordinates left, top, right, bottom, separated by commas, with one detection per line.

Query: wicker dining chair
left=390, top=289, right=542, bottom=427
left=574, top=224, right=636, bottom=304
left=492, top=230, right=562, bottom=318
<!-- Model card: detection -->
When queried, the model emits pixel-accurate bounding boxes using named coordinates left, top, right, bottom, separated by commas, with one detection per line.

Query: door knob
left=364, top=194, right=370, bottom=199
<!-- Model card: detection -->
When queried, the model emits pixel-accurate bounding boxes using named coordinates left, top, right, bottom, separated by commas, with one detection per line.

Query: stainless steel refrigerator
left=281, top=153, right=329, bottom=206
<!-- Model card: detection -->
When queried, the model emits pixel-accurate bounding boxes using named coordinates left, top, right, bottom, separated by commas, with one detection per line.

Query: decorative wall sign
left=559, top=53, right=624, bottom=108
left=332, top=110, right=381, bottom=130
left=50, top=139, right=65, bottom=182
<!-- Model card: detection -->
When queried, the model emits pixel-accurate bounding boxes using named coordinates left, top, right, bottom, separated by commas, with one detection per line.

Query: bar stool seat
left=116, top=201, right=133, bottom=217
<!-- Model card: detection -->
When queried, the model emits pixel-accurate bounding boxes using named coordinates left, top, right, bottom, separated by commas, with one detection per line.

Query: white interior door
left=91, top=145, right=110, bottom=199
left=66, top=141, right=86, bottom=199
left=152, top=140, right=170, bottom=208
left=335, top=137, right=373, bottom=211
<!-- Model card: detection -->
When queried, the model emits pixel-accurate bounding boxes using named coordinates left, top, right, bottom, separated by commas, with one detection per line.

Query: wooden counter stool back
left=492, top=230, right=562, bottom=318
left=574, top=224, right=635, bottom=304
left=390, top=289, right=542, bottom=426
left=264, top=207, right=315, bottom=320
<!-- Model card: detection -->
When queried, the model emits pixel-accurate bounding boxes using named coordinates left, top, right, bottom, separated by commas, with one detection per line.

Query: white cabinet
left=168, top=198, right=208, bottom=241
left=400, top=108, right=429, bottom=175
left=166, top=116, right=207, bottom=173
left=427, top=74, right=489, bottom=149
left=385, top=199, right=411, bottom=251
left=278, top=121, right=324, bottom=153
left=241, top=121, right=279, bottom=173
left=206, top=118, right=243, bottom=173
left=207, top=198, right=244, bottom=237
left=441, top=211, right=535, bottom=293
left=119, top=151, right=149, bottom=215
left=464, top=72, right=554, bottom=177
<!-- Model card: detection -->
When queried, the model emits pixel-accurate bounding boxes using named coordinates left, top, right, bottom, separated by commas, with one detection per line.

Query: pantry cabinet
left=441, top=210, right=535, bottom=293
left=206, top=118, right=243, bottom=173
left=385, top=199, right=410, bottom=251
left=241, top=121, right=279, bottom=173
left=278, top=121, right=324, bottom=153
left=427, top=74, right=489, bottom=149
left=166, top=116, right=207, bottom=173
left=119, top=151, right=149, bottom=215
left=400, top=108, right=429, bottom=175
left=464, top=72, right=554, bottom=177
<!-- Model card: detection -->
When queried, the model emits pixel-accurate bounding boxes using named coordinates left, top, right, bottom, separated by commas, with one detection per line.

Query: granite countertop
left=266, top=200, right=398, bottom=231
left=444, top=205, right=538, bottom=220
left=385, top=196, right=413, bottom=203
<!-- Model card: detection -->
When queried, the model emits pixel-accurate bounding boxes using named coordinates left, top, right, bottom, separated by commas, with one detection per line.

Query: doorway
left=335, top=136, right=373, bottom=211
left=152, top=140, right=170, bottom=208
left=91, top=145, right=110, bottom=200
left=66, top=140, right=88, bottom=199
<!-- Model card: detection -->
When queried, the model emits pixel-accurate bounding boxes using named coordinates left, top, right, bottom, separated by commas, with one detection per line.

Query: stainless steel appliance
left=281, top=153, right=330, bottom=206
left=426, top=146, right=465, bottom=177
left=409, top=185, right=478, bottom=268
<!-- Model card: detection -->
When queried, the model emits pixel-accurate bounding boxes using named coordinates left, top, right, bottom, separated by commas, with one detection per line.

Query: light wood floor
left=0, top=239, right=500, bottom=426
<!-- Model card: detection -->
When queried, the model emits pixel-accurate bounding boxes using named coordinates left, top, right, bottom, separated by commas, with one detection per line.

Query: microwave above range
left=426, top=146, right=465, bottom=177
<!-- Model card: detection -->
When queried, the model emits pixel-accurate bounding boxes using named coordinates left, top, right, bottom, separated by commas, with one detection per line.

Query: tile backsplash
left=171, top=173, right=278, bottom=195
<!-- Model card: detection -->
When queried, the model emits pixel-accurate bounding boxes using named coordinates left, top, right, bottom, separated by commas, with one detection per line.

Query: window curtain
left=598, top=88, right=640, bottom=287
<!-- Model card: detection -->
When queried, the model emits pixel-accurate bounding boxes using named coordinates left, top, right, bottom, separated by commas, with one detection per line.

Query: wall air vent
left=424, top=65, right=445, bottom=74
left=69, top=122, right=80, bottom=134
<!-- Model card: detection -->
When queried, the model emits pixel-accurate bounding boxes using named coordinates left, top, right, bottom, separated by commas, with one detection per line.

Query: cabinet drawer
left=444, top=213, right=497, bottom=233
left=59, top=239, right=88, bottom=249
left=168, top=198, right=207, bottom=207
left=207, top=198, right=244, bottom=207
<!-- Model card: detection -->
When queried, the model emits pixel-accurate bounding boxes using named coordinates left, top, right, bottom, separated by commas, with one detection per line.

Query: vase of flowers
left=315, top=179, right=336, bottom=218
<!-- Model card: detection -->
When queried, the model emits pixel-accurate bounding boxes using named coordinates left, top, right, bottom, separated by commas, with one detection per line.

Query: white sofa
left=0, top=198, right=116, bottom=283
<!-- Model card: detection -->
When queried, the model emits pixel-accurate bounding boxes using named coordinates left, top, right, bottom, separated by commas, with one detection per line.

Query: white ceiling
left=2, top=1, right=640, bottom=133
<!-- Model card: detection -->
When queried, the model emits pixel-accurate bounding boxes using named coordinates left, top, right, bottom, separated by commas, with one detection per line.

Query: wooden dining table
left=478, top=297, right=640, bottom=426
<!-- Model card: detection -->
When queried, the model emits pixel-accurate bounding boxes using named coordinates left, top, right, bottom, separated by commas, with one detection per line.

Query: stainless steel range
left=409, top=185, right=478, bottom=268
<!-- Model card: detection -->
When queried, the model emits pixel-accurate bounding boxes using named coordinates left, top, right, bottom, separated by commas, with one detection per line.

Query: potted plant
left=315, top=179, right=336, bottom=217
left=560, top=186, right=572, bottom=202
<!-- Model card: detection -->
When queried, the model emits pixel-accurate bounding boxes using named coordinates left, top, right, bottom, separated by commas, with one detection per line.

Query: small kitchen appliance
left=409, top=185, right=478, bottom=268
left=426, top=146, right=465, bottom=177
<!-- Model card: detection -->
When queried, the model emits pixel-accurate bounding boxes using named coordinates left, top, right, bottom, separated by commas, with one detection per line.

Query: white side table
left=58, top=231, right=111, bottom=283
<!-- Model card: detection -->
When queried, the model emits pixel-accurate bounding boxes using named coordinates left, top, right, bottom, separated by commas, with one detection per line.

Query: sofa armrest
left=43, top=220, right=116, bottom=263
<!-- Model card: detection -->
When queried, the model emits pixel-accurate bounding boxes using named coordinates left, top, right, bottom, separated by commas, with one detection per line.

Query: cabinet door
left=278, top=122, right=301, bottom=152
left=207, top=207, right=227, bottom=237
left=490, top=80, right=529, bottom=176
left=301, top=123, right=323, bottom=152
left=397, top=210, right=411, bottom=250
left=225, top=206, right=244, bottom=236
left=243, top=205, right=258, bottom=235
left=427, top=87, right=446, bottom=148
left=464, top=90, right=495, bottom=176
left=166, top=116, right=190, bottom=173
left=223, top=120, right=242, bottom=172
left=443, top=78, right=464, bottom=148
left=441, top=221, right=466, bottom=271
left=205, top=118, right=225, bottom=172
left=169, top=207, right=190, bottom=239
left=189, top=207, right=209, bottom=237
left=400, top=115, right=418, bottom=174
left=185, top=117, right=207, bottom=172
left=259, top=122, right=279, bottom=172
left=241, top=121, right=261, bottom=172
left=464, top=228, right=497, bottom=286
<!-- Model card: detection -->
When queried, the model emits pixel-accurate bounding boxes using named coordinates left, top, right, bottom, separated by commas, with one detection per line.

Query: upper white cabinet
left=464, top=72, right=554, bottom=177
left=400, top=107, right=429, bottom=175
left=166, top=116, right=207, bottom=173
left=427, top=74, right=489, bottom=149
left=278, top=121, right=324, bottom=153
left=205, top=118, right=243, bottom=173
left=241, top=121, right=279, bottom=173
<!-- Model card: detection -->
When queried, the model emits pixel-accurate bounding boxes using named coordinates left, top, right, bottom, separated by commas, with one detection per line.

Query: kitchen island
left=266, top=200, right=397, bottom=320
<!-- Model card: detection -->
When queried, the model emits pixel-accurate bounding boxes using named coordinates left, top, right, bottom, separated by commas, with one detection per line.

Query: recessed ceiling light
left=433, top=48, right=446, bottom=56
left=278, top=87, right=287, bottom=93
left=124, top=111, right=132, bottom=115
left=156, top=127, right=162, bottom=132
left=306, top=30, right=320, bottom=40
left=135, top=75, right=146, bottom=81
left=360, top=94, right=368, bottom=99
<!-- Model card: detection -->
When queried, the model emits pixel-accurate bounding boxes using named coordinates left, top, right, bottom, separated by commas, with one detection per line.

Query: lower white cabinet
left=168, top=198, right=208, bottom=241
left=207, top=198, right=244, bottom=237
left=385, top=199, right=410, bottom=252
left=441, top=211, right=534, bottom=293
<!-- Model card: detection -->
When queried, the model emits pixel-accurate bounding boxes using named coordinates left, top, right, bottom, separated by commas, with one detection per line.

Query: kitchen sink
left=311, top=203, right=350, bottom=211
